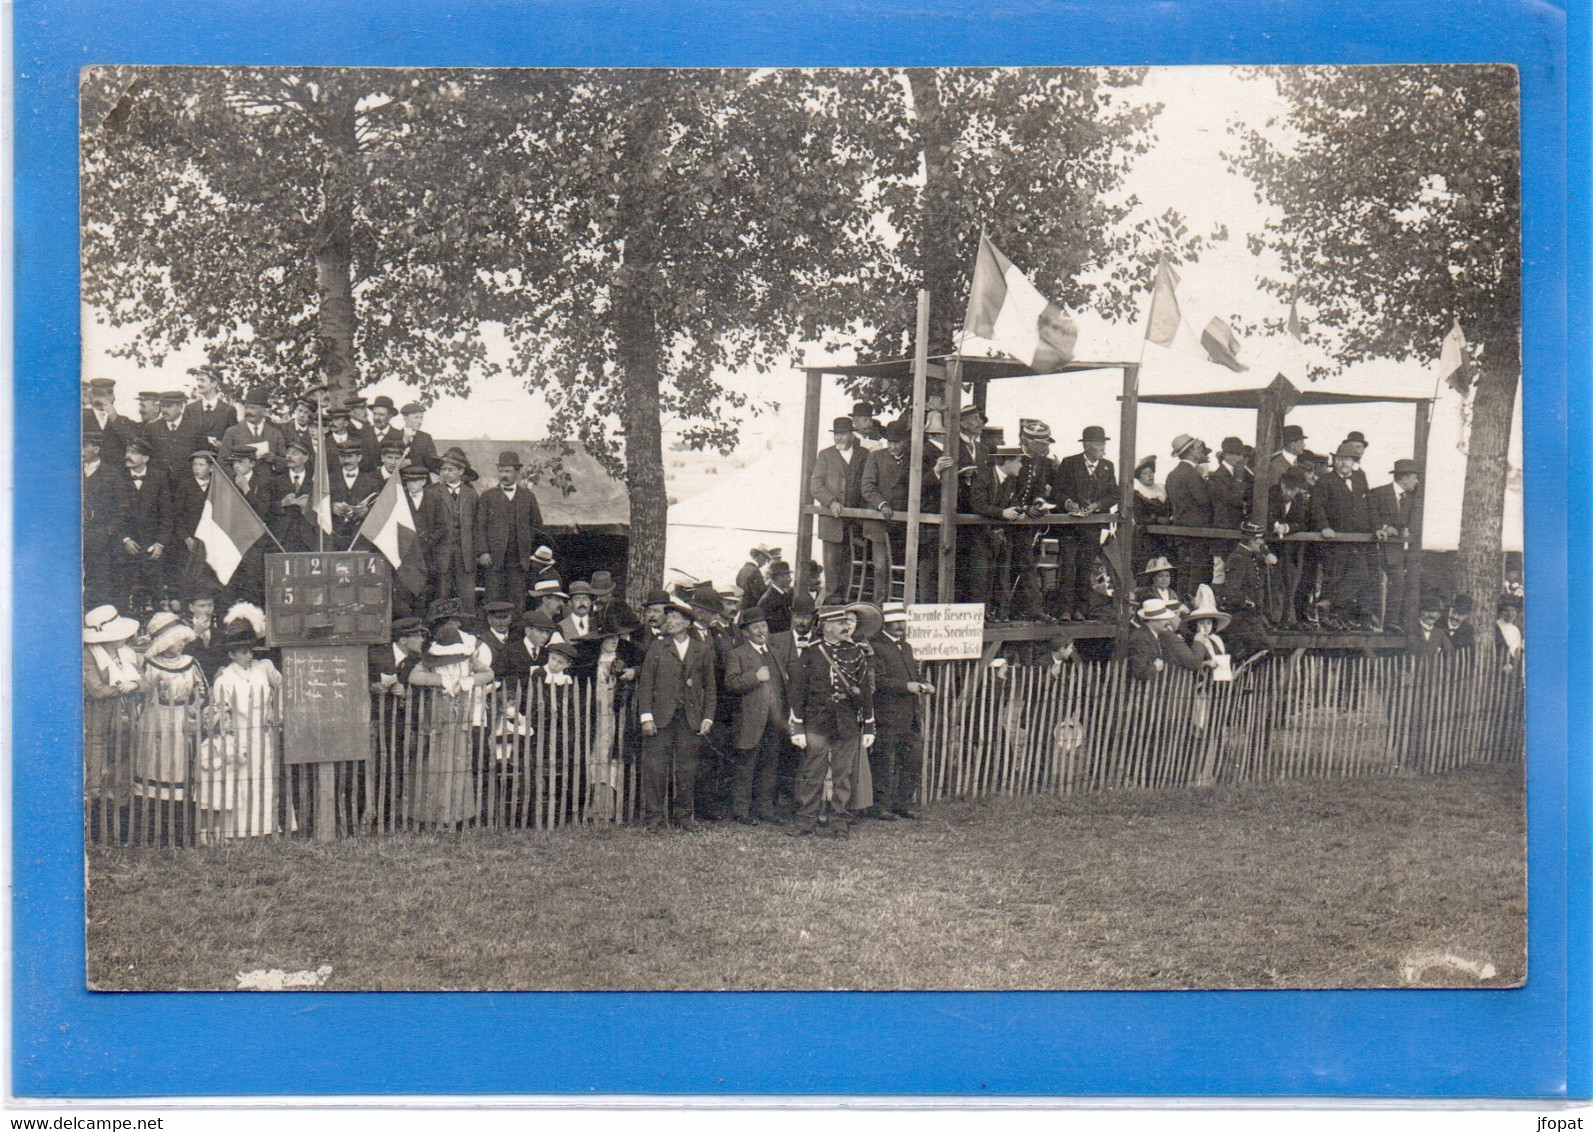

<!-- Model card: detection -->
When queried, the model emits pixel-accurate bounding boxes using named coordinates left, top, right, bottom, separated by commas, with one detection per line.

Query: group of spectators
left=82, top=373, right=566, bottom=622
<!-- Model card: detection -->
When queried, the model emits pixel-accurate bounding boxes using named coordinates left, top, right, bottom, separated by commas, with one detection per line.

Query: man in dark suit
left=169, top=449, right=222, bottom=596
left=278, top=397, right=319, bottom=462
left=328, top=440, right=383, bottom=550
left=188, top=370, right=238, bottom=453
left=756, top=559, right=796, bottom=634
left=271, top=436, right=321, bottom=553
left=931, top=404, right=996, bottom=604
left=1208, top=436, right=1250, bottom=530
left=365, top=395, right=405, bottom=456
left=473, top=449, right=546, bottom=605
left=859, top=418, right=942, bottom=604
left=1218, top=521, right=1275, bottom=658
left=721, top=607, right=790, bottom=824
left=1054, top=424, right=1117, bottom=622
left=787, top=605, right=875, bottom=836
left=809, top=416, right=869, bottom=604
left=1116, top=598, right=1201, bottom=681
left=82, top=378, right=139, bottom=470
left=115, top=436, right=174, bottom=611
left=224, top=445, right=282, bottom=604
left=478, top=601, right=523, bottom=680
left=735, top=545, right=771, bottom=612
left=81, top=430, right=127, bottom=608
left=1408, top=595, right=1453, bottom=658
left=1267, top=423, right=1308, bottom=483
left=1165, top=433, right=1214, bottom=596
left=965, top=444, right=1029, bottom=617
left=868, top=602, right=931, bottom=820
left=220, top=388, right=288, bottom=474
left=399, top=402, right=439, bottom=472
left=1368, top=458, right=1421, bottom=630
left=636, top=603, right=718, bottom=830
left=1311, top=443, right=1377, bottom=628
left=146, top=391, right=209, bottom=473
left=418, top=447, right=481, bottom=614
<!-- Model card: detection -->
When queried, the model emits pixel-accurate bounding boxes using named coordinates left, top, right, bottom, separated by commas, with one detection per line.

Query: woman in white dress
left=199, top=620, right=283, bottom=840
left=83, top=605, right=143, bottom=840
left=1184, top=586, right=1233, bottom=786
left=408, top=622, right=493, bottom=829
left=134, top=613, right=207, bottom=843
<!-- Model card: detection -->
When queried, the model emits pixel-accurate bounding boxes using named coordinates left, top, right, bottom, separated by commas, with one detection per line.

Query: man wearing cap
left=810, top=416, right=869, bottom=603
left=419, top=448, right=482, bottom=614
left=329, top=439, right=383, bottom=547
left=722, top=607, right=791, bottom=824
left=1117, top=598, right=1201, bottom=682
left=1310, top=444, right=1378, bottom=629
left=133, top=389, right=164, bottom=436
left=474, top=450, right=547, bottom=606
left=637, top=603, right=718, bottom=830
left=1268, top=423, right=1308, bottom=482
left=220, top=388, right=286, bottom=472
left=271, top=437, right=320, bottom=553
left=860, top=418, right=943, bottom=604
left=399, top=402, right=438, bottom=472
left=224, top=444, right=281, bottom=604
left=736, top=546, right=771, bottom=613
left=868, top=602, right=930, bottom=820
left=1053, top=424, right=1116, bottom=621
left=278, top=397, right=318, bottom=462
left=168, top=449, right=223, bottom=593
left=1208, top=437, right=1250, bottom=531
left=83, top=378, right=139, bottom=470
left=477, top=601, right=522, bottom=680
left=1166, top=434, right=1215, bottom=596
left=1369, top=459, right=1421, bottom=631
left=788, top=606, right=875, bottom=835
left=82, top=430, right=128, bottom=607
left=189, top=371, right=239, bottom=452
left=1218, top=521, right=1276, bottom=658
left=148, top=391, right=209, bottom=473
left=115, top=436, right=174, bottom=611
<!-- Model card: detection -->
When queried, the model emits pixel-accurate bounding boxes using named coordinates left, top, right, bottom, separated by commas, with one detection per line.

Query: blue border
left=13, top=0, right=1587, bottom=1099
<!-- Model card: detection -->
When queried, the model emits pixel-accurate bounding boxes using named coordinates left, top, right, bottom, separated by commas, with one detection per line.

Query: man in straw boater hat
left=1165, top=432, right=1215, bottom=597
left=867, top=601, right=932, bottom=821
left=1117, top=597, right=1201, bottom=683
left=636, top=598, right=718, bottom=832
left=787, top=604, right=876, bottom=837
left=1054, top=423, right=1117, bottom=622
left=721, top=605, right=791, bottom=825
left=810, top=414, right=869, bottom=605
left=1369, top=457, right=1422, bottom=632
left=1310, top=441, right=1378, bottom=630
left=418, top=446, right=483, bottom=614
left=474, top=449, right=547, bottom=607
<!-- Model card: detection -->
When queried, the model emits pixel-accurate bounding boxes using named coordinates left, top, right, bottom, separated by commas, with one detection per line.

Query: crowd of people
left=809, top=398, right=1525, bottom=655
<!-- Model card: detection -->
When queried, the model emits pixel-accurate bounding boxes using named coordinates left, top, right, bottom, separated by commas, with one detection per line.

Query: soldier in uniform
left=1218, top=520, right=1276, bottom=658
left=787, top=606, right=875, bottom=836
left=1053, top=424, right=1116, bottom=622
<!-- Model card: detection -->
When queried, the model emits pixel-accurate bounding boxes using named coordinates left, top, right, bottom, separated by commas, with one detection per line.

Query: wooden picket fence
left=920, top=648, right=1525, bottom=801
left=86, top=649, right=1522, bottom=848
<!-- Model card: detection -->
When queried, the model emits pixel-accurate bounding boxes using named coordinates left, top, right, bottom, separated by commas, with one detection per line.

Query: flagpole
left=316, top=390, right=326, bottom=553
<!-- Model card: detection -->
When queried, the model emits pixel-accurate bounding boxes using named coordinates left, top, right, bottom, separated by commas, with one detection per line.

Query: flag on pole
left=963, top=234, right=1078, bottom=372
left=193, top=470, right=269, bottom=586
left=355, top=471, right=426, bottom=594
left=1437, top=320, right=1472, bottom=394
left=310, top=435, right=334, bottom=538
left=1144, top=260, right=1248, bottom=372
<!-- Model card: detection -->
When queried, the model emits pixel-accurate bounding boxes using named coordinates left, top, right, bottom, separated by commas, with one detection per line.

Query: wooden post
left=905, top=290, right=931, bottom=606
left=1404, top=400, right=1432, bottom=634
left=1115, top=363, right=1139, bottom=623
left=1251, top=390, right=1281, bottom=530
left=937, top=358, right=963, bottom=602
left=794, top=367, right=824, bottom=601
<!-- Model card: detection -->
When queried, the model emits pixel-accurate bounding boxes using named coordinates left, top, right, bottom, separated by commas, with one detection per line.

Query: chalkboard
left=281, top=645, right=371, bottom=765
left=266, top=552, right=392, bottom=647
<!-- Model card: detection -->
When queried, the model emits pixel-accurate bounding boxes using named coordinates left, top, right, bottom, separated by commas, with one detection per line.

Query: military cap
left=400, top=464, right=431, bottom=481
left=159, top=391, right=187, bottom=405
left=89, top=377, right=116, bottom=391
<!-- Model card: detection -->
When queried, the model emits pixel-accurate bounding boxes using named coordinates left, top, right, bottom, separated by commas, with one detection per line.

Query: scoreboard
left=265, top=551, right=392, bottom=647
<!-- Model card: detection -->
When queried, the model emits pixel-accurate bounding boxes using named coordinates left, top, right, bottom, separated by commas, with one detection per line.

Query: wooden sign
left=906, top=603, right=986, bottom=660
left=265, top=551, right=391, bottom=647
left=281, top=645, right=370, bottom=766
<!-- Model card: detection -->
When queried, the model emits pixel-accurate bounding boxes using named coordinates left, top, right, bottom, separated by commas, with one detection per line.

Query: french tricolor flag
left=355, top=472, right=426, bottom=595
left=963, top=234, right=1078, bottom=373
left=1145, top=259, right=1247, bottom=373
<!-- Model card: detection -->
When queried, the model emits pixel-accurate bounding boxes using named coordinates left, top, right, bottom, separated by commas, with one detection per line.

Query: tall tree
left=1234, top=65, right=1521, bottom=616
left=81, top=67, right=537, bottom=401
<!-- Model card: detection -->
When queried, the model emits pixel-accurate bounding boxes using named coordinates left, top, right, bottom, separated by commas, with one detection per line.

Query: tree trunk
left=905, top=69, right=962, bottom=354
left=611, top=77, right=673, bottom=610
left=313, top=80, right=361, bottom=400
left=1455, top=345, right=1520, bottom=624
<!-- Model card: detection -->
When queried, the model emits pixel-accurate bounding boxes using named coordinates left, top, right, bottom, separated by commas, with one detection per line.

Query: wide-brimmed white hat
left=83, top=605, right=138, bottom=644
left=1184, top=584, right=1232, bottom=632
left=1139, top=556, right=1176, bottom=576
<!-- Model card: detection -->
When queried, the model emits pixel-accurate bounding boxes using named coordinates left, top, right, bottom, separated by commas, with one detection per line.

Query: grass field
left=86, top=763, right=1525, bottom=991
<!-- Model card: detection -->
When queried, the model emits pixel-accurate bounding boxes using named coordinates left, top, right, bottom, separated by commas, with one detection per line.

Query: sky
left=81, top=66, right=1523, bottom=582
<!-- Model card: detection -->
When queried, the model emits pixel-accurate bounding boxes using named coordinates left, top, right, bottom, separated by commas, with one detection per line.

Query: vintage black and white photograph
left=79, top=64, right=1525, bottom=991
